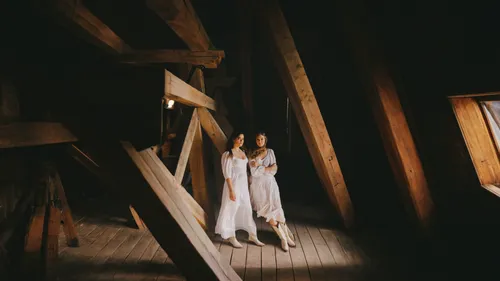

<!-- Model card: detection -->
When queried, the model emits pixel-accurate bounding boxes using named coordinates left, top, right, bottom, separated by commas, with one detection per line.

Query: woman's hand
left=250, top=160, right=258, bottom=167
left=229, top=189, right=236, bottom=201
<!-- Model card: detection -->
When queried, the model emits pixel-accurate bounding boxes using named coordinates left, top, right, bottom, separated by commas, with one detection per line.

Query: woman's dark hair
left=226, top=130, right=246, bottom=156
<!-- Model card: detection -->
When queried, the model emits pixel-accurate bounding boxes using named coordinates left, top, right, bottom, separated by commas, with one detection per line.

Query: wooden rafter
left=198, top=108, right=227, bottom=154
left=262, top=0, right=355, bottom=228
left=120, top=50, right=225, bottom=68
left=146, top=0, right=211, bottom=51
left=165, top=70, right=216, bottom=110
left=0, top=122, right=77, bottom=149
left=48, top=0, right=224, bottom=69
left=338, top=0, right=434, bottom=230
left=50, top=0, right=132, bottom=54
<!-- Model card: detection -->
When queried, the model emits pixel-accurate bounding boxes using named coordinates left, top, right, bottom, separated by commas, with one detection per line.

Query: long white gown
left=215, top=151, right=257, bottom=239
left=249, top=149, right=286, bottom=223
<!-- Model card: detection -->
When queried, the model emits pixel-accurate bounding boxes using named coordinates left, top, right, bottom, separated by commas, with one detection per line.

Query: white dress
left=215, top=151, right=257, bottom=239
left=249, top=149, right=286, bottom=223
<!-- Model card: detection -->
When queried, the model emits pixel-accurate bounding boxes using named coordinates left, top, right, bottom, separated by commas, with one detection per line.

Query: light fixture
left=166, top=99, right=175, bottom=109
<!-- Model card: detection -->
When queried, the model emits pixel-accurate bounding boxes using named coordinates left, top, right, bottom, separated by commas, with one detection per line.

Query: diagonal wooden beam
left=50, top=0, right=132, bottom=54
left=123, top=142, right=239, bottom=280
left=146, top=0, right=211, bottom=51
left=261, top=0, right=355, bottom=228
left=66, top=143, right=207, bottom=230
left=337, top=0, right=434, bottom=230
left=145, top=147, right=208, bottom=230
left=198, top=108, right=227, bottom=154
left=164, top=70, right=216, bottom=110
left=0, top=122, right=77, bottom=149
left=175, top=109, right=199, bottom=183
left=66, top=144, right=103, bottom=178
left=120, top=50, right=225, bottom=68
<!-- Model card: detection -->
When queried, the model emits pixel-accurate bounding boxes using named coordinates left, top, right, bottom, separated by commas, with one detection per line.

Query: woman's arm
left=222, top=152, right=236, bottom=201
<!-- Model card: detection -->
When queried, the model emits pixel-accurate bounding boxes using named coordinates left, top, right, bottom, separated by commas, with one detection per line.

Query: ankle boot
left=248, top=234, right=265, bottom=246
left=227, top=236, right=242, bottom=248
left=283, top=223, right=296, bottom=247
left=272, top=223, right=289, bottom=252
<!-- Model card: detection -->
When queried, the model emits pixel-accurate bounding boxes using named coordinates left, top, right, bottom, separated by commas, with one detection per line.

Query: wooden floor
left=52, top=196, right=445, bottom=281
left=54, top=216, right=373, bottom=281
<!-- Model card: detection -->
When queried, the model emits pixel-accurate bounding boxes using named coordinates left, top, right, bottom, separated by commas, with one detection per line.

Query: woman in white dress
left=249, top=132, right=295, bottom=251
left=215, top=131, right=265, bottom=248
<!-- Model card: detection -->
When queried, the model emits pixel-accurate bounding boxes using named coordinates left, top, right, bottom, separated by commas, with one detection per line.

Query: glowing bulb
left=167, top=99, right=175, bottom=109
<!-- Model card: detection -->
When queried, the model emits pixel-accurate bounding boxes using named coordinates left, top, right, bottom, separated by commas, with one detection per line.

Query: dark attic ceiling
left=83, top=0, right=188, bottom=50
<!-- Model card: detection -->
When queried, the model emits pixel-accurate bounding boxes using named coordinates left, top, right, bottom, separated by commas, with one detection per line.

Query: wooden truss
left=35, top=0, right=239, bottom=280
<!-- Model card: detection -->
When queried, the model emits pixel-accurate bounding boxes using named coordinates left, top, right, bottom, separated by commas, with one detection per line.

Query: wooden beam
left=146, top=0, right=211, bottom=51
left=187, top=69, right=214, bottom=230
left=129, top=205, right=148, bottom=230
left=66, top=143, right=207, bottom=230
left=120, top=50, right=225, bottom=68
left=66, top=144, right=103, bottom=179
left=198, top=107, right=227, bottom=154
left=52, top=166, right=79, bottom=247
left=337, top=0, right=434, bottom=230
left=164, top=70, right=216, bottom=111
left=175, top=109, right=199, bottom=183
left=144, top=147, right=208, bottom=230
left=0, top=122, right=77, bottom=149
left=49, top=0, right=132, bottom=54
left=261, top=0, right=355, bottom=228
left=86, top=139, right=237, bottom=280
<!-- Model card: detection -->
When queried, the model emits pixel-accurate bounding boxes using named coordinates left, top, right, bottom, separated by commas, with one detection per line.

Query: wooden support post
left=261, top=0, right=355, bottom=228
left=175, top=109, right=199, bottom=183
left=188, top=69, right=214, bottom=230
left=337, top=0, right=434, bottom=230
left=51, top=165, right=79, bottom=246
left=22, top=183, right=47, bottom=279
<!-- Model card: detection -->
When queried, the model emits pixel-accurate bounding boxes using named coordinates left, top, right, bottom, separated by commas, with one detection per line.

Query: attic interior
left=1, top=0, right=500, bottom=280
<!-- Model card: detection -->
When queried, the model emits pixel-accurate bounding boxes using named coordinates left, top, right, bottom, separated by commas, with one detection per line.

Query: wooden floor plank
left=94, top=228, right=147, bottom=281
left=81, top=228, right=131, bottom=280
left=112, top=234, right=154, bottom=280
left=231, top=231, right=248, bottom=279
left=245, top=219, right=263, bottom=281
left=318, top=228, right=349, bottom=266
left=261, top=219, right=277, bottom=281
left=274, top=220, right=293, bottom=281
left=294, top=223, right=325, bottom=281
left=288, top=222, right=311, bottom=281
left=306, top=226, right=338, bottom=279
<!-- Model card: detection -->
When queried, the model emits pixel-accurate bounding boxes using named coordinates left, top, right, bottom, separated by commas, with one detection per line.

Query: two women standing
left=214, top=131, right=295, bottom=251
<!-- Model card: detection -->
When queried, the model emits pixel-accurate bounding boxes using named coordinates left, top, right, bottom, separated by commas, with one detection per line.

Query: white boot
left=272, top=223, right=289, bottom=252
left=227, top=236, right=242, bottom=248
left=283, top=223, right=296, bottom=247
left=248, top=234, right=265, bottom=246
